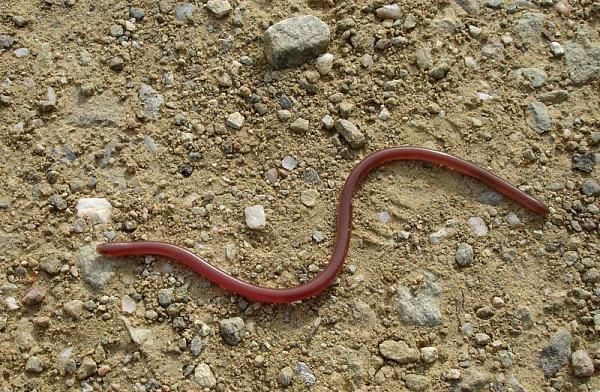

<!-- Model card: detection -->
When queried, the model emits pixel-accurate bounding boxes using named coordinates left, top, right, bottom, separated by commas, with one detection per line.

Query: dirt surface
left=1, top=0, right=599, bottom=391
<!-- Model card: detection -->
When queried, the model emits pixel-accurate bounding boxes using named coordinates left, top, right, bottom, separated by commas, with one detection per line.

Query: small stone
left=97, top=364, right=110, bottom=377
left=49, top=194, right=67, bottom=211
left=404, top=374, right=430, bottom=391
left=334, top=119, right=365, bottom=148
left=138, top=85, right=164, bottom=119
left=264, top=168, right=279, bottom=184
left=421, top=347, right=439, bottom=363
left=477, top=191, right=503, bottom=206
left=190, top=335, right=202, bottom=356
left=14, top=48, right=30, bottom=58
left=76, top=356, right=97, bottom=380
left=278, top=366, right=293, bottom=387
left=6, top=297, right=19, bottom=310
left=572, top=350, right=594, bottom=378
left=121, top=295, right=136, bottom=314
left=0, top=35, right=15, bottom=49
left=468, top=217, right=488, bottom=237
left=316, top=53, right=334, bottom=75
left=513, top=13, right=544, bottom=45
left=220, top=317, right=245, bottom=345
left=296, top=362, right=316, bottom=386
left=444, top=369, right=462, bottom=380
left=549, top=42, right=565, bottom=56
left=321, top=115, right=334, bottom=130
left=206, top=0, right=232, bottom=18
left=41, top=257, right=62, bottom=275
left=526, top=102, right=551, bottom=133
left=455, top=0, right=480, bottom=15
left=455, top=243, right=474, bottom=267
left=290, top=118, right=309, bottom=133
left=379, top=107, right=390, bottom=121
left=476, top=306, right=494, bottom=319
left=264, top=16, right=330, bottom=69
left=379, top=340, right=420, bottom=363
left=475, top=332, right=491, bottom=346
left=581, top=179, right=600, bottom=197
left=129, top=7, right=145, bottom=21
left=245, top=205, right=266, bottom=230
left=486, top=0, right=503, bottom=9
left=468, top=25, right=482, bottom=37
left=516, top=68, right=547, bottom=89
left=218, top=72, right=233, bottom=87
left=25, top=356, right=44, bottom=373
left=76, top=198, right=112, bottom=223
left=537, top=90, right=569, bottom=105
left=300, top=190, right=319, bottom=207
left=226, top=112, right=245, bottom=129
left=429, top=62, right=450, bottom=79
left=22, top=286, right=47, bottom=306
left=175, top=3, right=196, bottom=22
left=277, top=110, right=291, bottom=121
left=539, top=329, right=572, bottom=377
left=499, top=350, right=514, bottom=368
left=157, top=288, right=174, bottom=307
left=582, top=268, right=600, bottom=284
left=458, top=368, right=493, bottom=391
left=109, top=56, right=124, bottom=71
left=339, top=101, right=354, bottom=118
left=282, top=155, right=297, bottom=170
left=361, top=54, right=374, bottom=68
left=110, top=25, right=124, bottom=37
left=376, top=4, right=401, bottom=20
left=63, top=300, right=84, bottom=319
left=395, top=272, right=443, bottom=326
left=194, top=363, right=216, bottom=388
left=572, top=152, right=596, bottom=173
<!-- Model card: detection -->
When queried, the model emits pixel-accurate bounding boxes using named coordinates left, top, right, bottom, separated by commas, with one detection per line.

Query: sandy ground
left=1, top=0, right=599, bottom=391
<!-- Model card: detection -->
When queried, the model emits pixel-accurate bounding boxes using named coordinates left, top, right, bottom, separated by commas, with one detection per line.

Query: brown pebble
left=22, top=286, right=47, bottom=306
left=33, top=316, right=51, bottom=327
left=98, top=364, right=111, bottom=376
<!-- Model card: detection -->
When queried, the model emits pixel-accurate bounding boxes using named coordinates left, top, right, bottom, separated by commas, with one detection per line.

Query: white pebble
left=226, top=112, right=244, bottom=129
left=361, top=54, right=374, bottom=68
left=245, top=205, right=266, bottom=230
left=281, top=155, right=297, bottom=170
left=549, top=41, right=564, bottom=57
left=14, top=48, right=30, bottom=57
left=316, top=53, right=334, bottom=75
left=378, top=107, right=390, bottom=121
left=121, top=295, right=136, bottom=314
left=76, top=198, right=113, bottom=223
left=376, top=4, right=401, bottom=20
left=378, top=211, right=391, bottom=224
left=468, top=216, right=488, bottom=237
left=6, top=297, right=19, bottom=310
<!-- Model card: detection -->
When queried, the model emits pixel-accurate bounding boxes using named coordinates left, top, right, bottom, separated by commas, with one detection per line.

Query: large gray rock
left=564, top=31, right=600, bottom=85
left=264, top=16, right=330, bottom=69
left=395, top=272, right=443, bottom=326
left=539, top=329, right=572, bottom=377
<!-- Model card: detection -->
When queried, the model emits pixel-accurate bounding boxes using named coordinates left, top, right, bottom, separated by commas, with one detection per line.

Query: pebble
left=129, top=7, right=145, bottom=21
left=76, top=198, right=112, bottom=223
left=281, top=155, right=297, bottom=170
left=175, top=3, right=196, bottom=22
left=138, top=85, right=164, bottom=119
left=316, top=53, right=334, bottom=75
left=468, top=217, right=488, bottom=237
left=190, top=335, right=202, bottom=356
left=226, top=112, right=245, bottom=129
left=455, top=243, right=474, bottom=267
left=41, top=256, right=62, bottom=275
left=49, top=194, right=67, bottom=211
left=572, top=152, right=596, bottom=173
left=549, top=42, right=565, bottom=57
left=499, top=350, right=514, bottom=368
left=321, top=115, right=334, bottom=130
left=206, top=0, right=232, bottom=18
left=539, top=329, right=572, bottom=377
left=429, top=62, right=450, bottom=79
left=76, top=357, right=97, bottom=380
left=475, top=332, right=491, bottom=346
left=334, top=119, right=365, bottom=148
left=109, top=56, right=124, bottom=71
left=581, top=179, right=600, bottom=197
left=296, top=362, right=316, bottom=386
left=455, top=0, right=480, bottom=15
left=121, top=295, right=136, bottom=314
left=444, top=368, right=462, bottom=380
left=395, top=272, right=443, bottom=326
left=220, top=317, right=245, bottom=345
left=264, top=16, right=330, bottom=69
left=25, top=356, right=44, bottom=373
left=379, top=340, right=420, bottom=363
left=564, top=33, right=600, bottom=85
left=157, top=288, right=174, bottom=307
left=404, top=374, right=430, bottom=391
left=505, top=212, right=521, bottom=227
left=64, top=300, right=84, bottom=319
left=513, top=13, right=544, bottom=45
left=361, top=54, right=374, bottom=68
left=6, top=297, right=19, bottom=310
left=278, top=366, right=293, bottom=387
left=277, top=110, right=291, bottom=121
left=78, top=246, right=116, bottom=290
left=22, top=286, right=47, bottom=306
left=194, top=363, right=216, bottom=388
left=516, top=67, right=547, bottom=88
left=290, top=118, right=309, bottom=133
left=458, top=368, right=492, bottom=391
left=537, top=90, right=569, bottom=105
left=312, top=230, right=325, bottom=243
left=572, top=350, right=594, bottom=378
left=300, top=190, right=319, bottom=207
left=486, top=0, right=503, bottom=9
left=0, top=35, right=15, bottom=49
left=110, top=25, right=124, bottom=37
left=376, top=4, right=401, bottom=20
left=421, top=347, right=439, bottom=363
left=477, top=191, right=503, bottom=206
left=14, top=48, right=30, bottom=58
left=526, top=102, right=551, bottom=133
left=245, top=205, right=266, bottom=230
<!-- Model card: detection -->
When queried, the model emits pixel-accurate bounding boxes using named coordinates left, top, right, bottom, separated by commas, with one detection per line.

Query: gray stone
left=581, top=179, right=600, bottom=197
left=75, top=356, right=97, bottom=380
left=334, top=119, right=366, bottom=148
left=278, top=366, right=293, bottom=387
left=63, top=300, right=84, bottom=319
left=226, top=112, right=245, bottom=129
left=456, top=243, right=474, bottom=267
left=157, top=288, right=174, bottom=307
left=41, top=257, right=61, bottom=275
left=429, top=62, right=450, bottom=79
left=25, top=356, right=44, bottom=373
left=516, top=68, right=547, bottom=88
left=486, top=0, right=503, bottom=9
left=0, top=35, right=15, bottom=49
left=109, top=56, right=124, bottom=71
left=290, top=118, right=309, bottom=133
left=138, top=85, right=164, bottom=120
left=415, top=48, right=433, bottom=70
left=264, top=16, right=330, bottom=69
left=379, top=340, right=420, bottom=363
left=404, top=374, right=431, bottom=391
left=49, top=194, right=67, bottom=210
left=296, top=362, right=316, bottom=386
left=220, top=317, right=245, bottom=345
left=477, top=191, right=503, bottom=206
left=455, top=0, right=479, bottom=15
left=458, top=368, right=493, bottom=391
left=175, top=3, right=196, bottom=22
left=206, top=0, right=232, bottom=18
left=572, top=152, right=596, bottom=173
left=395, top=272, right=443, bottom=326
left=69, top=91, right=124, bottom=128
left=526, top=102, right=551, bottom=133
left=537, top=90, right=569, bottom=105
left=190, top=335, right=202, bottom=356
left=539, top=329, right=572, bottom=377
left=513, top=13, right=544, bottom=45
left=194, top=363, right=216, bottom=388
left=572, top=350, right=594, bottom=378
left=78, top=246, right=116, bottom=290
left=129, top=7, right=145, bottom=21
left=564, top=31, right=600, bottom=85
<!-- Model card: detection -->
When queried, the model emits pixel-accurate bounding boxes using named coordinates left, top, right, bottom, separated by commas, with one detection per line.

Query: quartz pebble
left=226, top=112, right=245, bottom=129
left=206, top=0, right=232, bottom=18
left=282, top=155, right=297, bottom=170
left=376, top=4, right=402, bottom=20
left=245, top=205, right=265, bottom=229
left=468, top=217, right=488, bottom=237
left=76, top=198, right=112, bottom=223
left=194, top=363, right=216, bottom=388
left=334, top=119, right=365, bottom=148
left=316, top=53, right=334, bottom=75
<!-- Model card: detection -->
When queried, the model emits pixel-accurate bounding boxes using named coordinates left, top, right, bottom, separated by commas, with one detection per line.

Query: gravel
left=22, top=286, right=47, bottom=306
left=395, top=272, right=443, bottom=326
left=539, top=329, right=572, bottom=377
left=264, top=16, right=330, bottom=69
left=334, top=119, right=365, bottom=148
left=278, top=366, right=294, bottom=387
left=220, top=317, right=245, bottom=345
left=25, top=356, right=44, bottom=373
left=138, top=85, right=164, bottom=119
left=455, top=243, right=474, bottom=267
left=226, top=111, right=245, bottom=129
left=206, top=0, right=232, bottom=18
left=296, top=362, right=316, bottom=386
left=379, top=340, right=420, bottom=363
left=194, top=363, right=216, bottom=388
left=245, top=205, right=266, bottom=230
left=581, top=179, right=600, bottom=197
left=571, top=350, right=594, bottom=378
left=526, top=102, right=551, bottom=133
